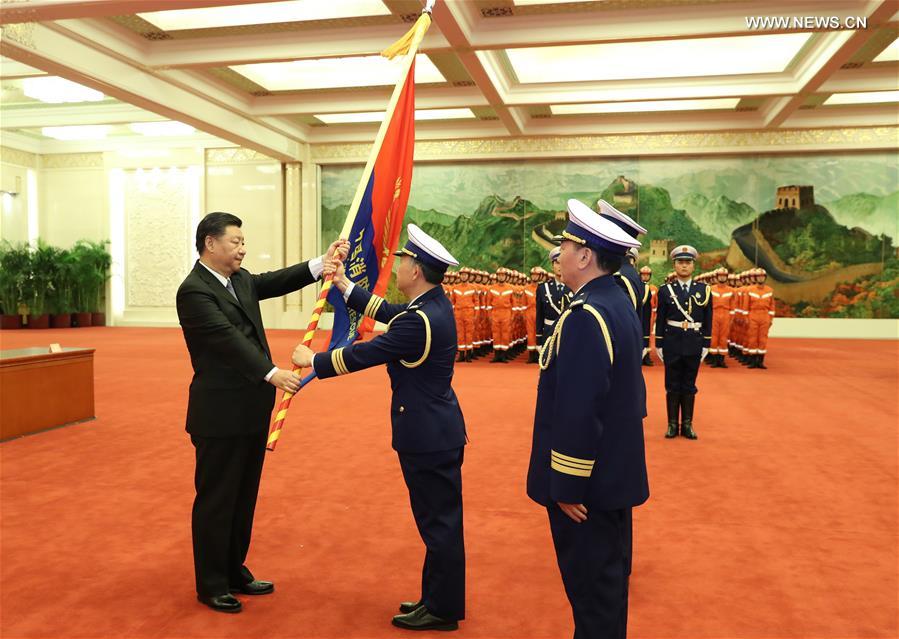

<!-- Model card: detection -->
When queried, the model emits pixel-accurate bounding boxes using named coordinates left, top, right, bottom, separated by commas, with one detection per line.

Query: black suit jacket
left=176, top=260, right=317, bottom=438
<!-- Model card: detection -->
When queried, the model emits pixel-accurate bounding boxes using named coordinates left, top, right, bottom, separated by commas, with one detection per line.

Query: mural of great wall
left=322, top=153, right=899, bottom=319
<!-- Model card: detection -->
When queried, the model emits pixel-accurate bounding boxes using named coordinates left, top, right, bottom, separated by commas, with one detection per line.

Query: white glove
left=642, top=348, right=649, bottom=358
left=656, top=348, right=664, bottom=362
left=701, top=348, right=708, bottom=362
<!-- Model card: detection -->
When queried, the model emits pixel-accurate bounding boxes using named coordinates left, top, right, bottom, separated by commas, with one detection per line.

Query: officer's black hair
left=414, top=259, right=445, bottom=285
left=196, top=212, right=242, bottom=254
left=590, top=247, right=623, bottom=275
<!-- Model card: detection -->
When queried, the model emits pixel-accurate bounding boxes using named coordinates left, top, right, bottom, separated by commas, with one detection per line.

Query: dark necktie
left=225, top=279, right=238, bottom=301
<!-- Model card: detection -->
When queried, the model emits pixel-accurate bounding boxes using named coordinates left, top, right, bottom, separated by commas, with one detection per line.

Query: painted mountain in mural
left=653, top=156, right=898, bottom=216
left=822, top=192, right=899, bottom=240
left=750, top=205, right=892, bottom=272
left=417, top=195, right=554, bottom=269
left=677, top=193, right=758, bottom=244
left=597, top=180, right=726, bottom=252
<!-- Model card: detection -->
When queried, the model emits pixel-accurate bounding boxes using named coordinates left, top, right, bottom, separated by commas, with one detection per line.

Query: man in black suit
left=176, top=211, right=346, bottom=613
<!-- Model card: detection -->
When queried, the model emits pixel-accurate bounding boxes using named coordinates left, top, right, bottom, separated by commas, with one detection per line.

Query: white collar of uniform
left=199, top=259, right=231, bottom=288
left=676, top=277, right=692, bottom=288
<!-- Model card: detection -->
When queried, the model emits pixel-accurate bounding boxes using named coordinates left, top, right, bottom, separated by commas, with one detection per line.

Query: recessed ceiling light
left=824, top=90, right=899, bottom=105
left=138, top=0, right=390, bottom=31
left=23, top=77, right=104, bottom=103
left=506, top=33, right=811, bottom=83
left=551, top=98, right=740, bottom=115
left=315, top=108, right=475, bottom=124
left=129, top=121, right=196, bottom=137
left=42, top=125, right=111, bottom=140
left=231, top=55, right=445, bottom=91
left=872, top=38, right=899, bottom=63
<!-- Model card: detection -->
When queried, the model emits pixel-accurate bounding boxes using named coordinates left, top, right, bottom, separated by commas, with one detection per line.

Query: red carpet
left=1, top=327, right=896, bottom=639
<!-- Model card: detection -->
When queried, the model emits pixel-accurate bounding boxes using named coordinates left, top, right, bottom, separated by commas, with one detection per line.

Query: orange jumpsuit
left=480, top=285, right=492, bottom=348
left=452, top=283, right=476, bottom=353
left=710, top=283, right=735, bottom=355
left=489, top=282, right=514, bottom=351
left=513, top=285, right=525, bottom=347
left=524, top=283, right=538, bottom=352
left=733, top=285, right=749, bottom=353
left=746, top=284, right=775, bottom=354
left=471, top=282, right=483, bottom=350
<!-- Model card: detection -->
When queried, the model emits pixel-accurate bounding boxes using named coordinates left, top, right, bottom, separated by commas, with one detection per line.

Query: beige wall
left=39, top=162, right=107, bottom=248
left=0, top=161, right=30, bottom=244
left=205, top=158, right=286, bottom=328
left=0, top=144, right=318, bottom=330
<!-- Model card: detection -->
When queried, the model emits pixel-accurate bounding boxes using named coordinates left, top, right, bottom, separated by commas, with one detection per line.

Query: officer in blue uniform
left=291, top=224, right=466, bottom=632
left=654, top=245, right=712, bottom=440
left=597, top=199, right=646, bottom=317
left=535, top=245, right=571, bottom=347
left=527, top=199, right=650, bottom=639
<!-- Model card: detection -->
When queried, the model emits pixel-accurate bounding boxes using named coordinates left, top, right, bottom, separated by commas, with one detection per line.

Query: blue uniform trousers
left=548, top=505, right=631, bottom=639
left=663, top=350, right=702, bottom=395
left=398, top=446, right=466, bottom=620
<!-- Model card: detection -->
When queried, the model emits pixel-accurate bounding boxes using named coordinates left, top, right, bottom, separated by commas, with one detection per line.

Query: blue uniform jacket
left=527, top=274, right=649, bottom=510
left=654, top=280, right=713, bottom=357
left=614, top=262, right=645, bottom=317
left=313, top=285, right=467, bottom=454
left=535, top=279, right=570, bottom=346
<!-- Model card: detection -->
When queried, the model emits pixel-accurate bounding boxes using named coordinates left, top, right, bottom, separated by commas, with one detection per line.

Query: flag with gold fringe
left=267, top=3, right=434, bottom=450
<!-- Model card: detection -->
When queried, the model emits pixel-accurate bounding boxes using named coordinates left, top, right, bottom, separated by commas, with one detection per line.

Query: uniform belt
left=667, top=320, right=701, bottom=330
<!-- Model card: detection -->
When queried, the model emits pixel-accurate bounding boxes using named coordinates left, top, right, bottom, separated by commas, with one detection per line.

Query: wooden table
left=0, top=347, right=95, bottom=441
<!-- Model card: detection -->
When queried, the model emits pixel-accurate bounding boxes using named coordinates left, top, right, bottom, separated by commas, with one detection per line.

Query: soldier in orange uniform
left=452, top=268, right=476, bottom=362
left=726, top=273, right=738, bottom=358
left=731, top=271, right=748, bottom=363
left=745, top=267, right=775, bottom=369
left=708, top=267, right=735, bottom=368
left=525, top=268, right=540, bottom=363
left=489, top=268, right=514, bottom=363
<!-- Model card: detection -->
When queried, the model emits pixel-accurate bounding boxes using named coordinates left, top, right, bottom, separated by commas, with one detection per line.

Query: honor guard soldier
left=654, top=245, right=712, bottom=440
left=535, top=245, right=571, bottom=347
left=639, top=265, right=655, bottom=366
left=527, top=199, right=649, bottom=639
left=292, top=224, right=467, bottom=632
left=596, top=200, right=646, bottom=316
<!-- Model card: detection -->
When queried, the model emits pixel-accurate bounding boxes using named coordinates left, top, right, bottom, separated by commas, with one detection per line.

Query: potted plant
left=0, top=241, right=27, bottom=329
left=49, top=247, right=75, bottom=328
left=69, top=242, right=94, bottom=327
left=24, top=241, right=57, bottom=329
left=78, top=240, right=111, bottom=326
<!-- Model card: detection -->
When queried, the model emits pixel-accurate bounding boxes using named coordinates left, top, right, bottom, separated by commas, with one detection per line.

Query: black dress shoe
left=392, top=605, right=458, bottom=631
left=198, top=593, right=242, bottom=613
left=399, top=599, right=423, bottom=614
left=230, top=580, right=274, bottom=595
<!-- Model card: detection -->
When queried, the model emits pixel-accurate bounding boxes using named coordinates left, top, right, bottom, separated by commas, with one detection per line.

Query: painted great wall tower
left=727, top=185, right=885, bottom=304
